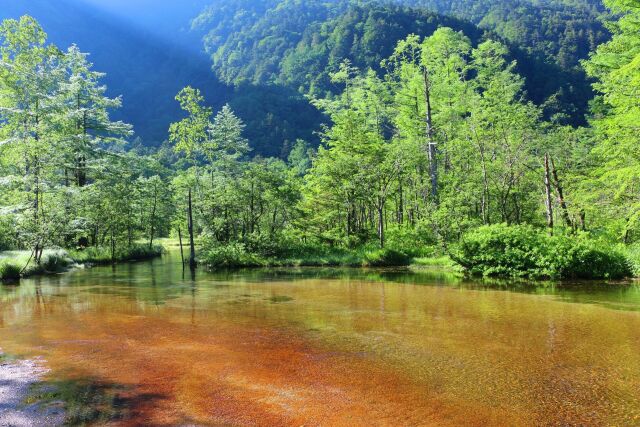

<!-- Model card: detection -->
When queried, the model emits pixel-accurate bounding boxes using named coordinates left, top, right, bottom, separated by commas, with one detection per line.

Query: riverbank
left=0, top=245, right=164, bottom=282
left=0, top=352, right=65, bottom=426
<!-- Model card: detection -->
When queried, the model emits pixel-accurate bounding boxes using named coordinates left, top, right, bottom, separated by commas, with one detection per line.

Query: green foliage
left=363, top=249, right=411, bottom=267
left=70, top=244, right=164, bottom=265
left=454, top=224, right=632, bottom=279
left=582, top=0, right=640, bottom=243
left=0, top=260, right=21, bottom=281
left=625, top=244, right=640, bottom=277
left=196, top=0, right=607, bottom=125
left=27, top=379, right=125, bottom=424
left=201, top=243, right=264, bottom=268
left=0, top=217, right=14, bottom=250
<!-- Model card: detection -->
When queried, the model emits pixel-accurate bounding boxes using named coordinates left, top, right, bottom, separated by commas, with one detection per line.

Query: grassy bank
left=69, top=244, right=164, bottom=265
left=198, top=226, right=640, bottom=282
left=0, top=250, right=73, bottom=282
left=199, top=242, right=419, bottom=269
left=0, top=244, right=164, bottom=282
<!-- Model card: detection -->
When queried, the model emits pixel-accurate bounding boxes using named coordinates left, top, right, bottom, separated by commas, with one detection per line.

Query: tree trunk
left=423, top=69, right=438, bottom=204
left=578, top=210, right=586, bottom=232
left=549, top=156, right=572, bottom=229
left=149, top=186, right=158, bottom=249
left=544, top=153, right=554, bottom=235
left=377, top=198, right=385, bottom=249
left=178, top=226, right=185, bottom=268
left=187, top=188, right=197, bottom=271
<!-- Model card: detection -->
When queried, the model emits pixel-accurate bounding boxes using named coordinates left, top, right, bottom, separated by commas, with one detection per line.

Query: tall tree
left=583, top=0, right=640, bottom=242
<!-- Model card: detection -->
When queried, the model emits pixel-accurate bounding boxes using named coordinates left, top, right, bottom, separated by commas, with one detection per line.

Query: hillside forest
left=0, top=0, right=639, bottom=280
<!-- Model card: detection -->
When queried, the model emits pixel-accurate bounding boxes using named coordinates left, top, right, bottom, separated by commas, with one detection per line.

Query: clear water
left=2, top=252, right=640, bottom=426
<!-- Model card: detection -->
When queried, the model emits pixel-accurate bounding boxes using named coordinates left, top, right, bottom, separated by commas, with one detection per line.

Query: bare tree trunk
left=578, top=210, right=586, bottom=232
left=397, top=180, right=404, bottom=225
left=149, top=186, right=158, bottom=249
left=423, top=69, right=438, bottom=204
left=178, top=226, right=185, bottom=268
left=549, top=156, right=572, bottom=229
left=544, top=153, right=554, bottom=235
left=187, top=188, right=197, bottom=271
left=111, top=229, right=116, bottom=263
left=377, top=202, right=385, bottom=249
left=476, top=137, right=490, bottom=224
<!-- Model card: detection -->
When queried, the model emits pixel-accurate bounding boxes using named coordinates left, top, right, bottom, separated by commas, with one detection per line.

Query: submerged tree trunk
left=544, top=153, right=554, bottom=235
left=187, top=188, right=197, bottom=271
left=178, top=226, right=185, bottom=268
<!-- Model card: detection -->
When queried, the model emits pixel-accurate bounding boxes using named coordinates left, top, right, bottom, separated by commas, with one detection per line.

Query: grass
left=69, top=244, right=164, bottom=265
left=200, top=242, right=417, bottom=270
left=0, top=250, right=73, bottom=282
left=1, top=244, right=163, bottom=282
left=412, top=255, right=456, bottom=268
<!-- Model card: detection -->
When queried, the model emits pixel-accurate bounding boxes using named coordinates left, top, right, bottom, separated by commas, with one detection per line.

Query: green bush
left=0, top=260, right=22, bottom=281
left=385, top=226, right=437, bottom=257
left=363, top=249, right=411, bottom=267
left=202, top=243, right=265, bottom=268
left=40, top=250, right=73, bottom=272
left=625, top=244, right=640, bottom=277
left=0, top=218, right=14, bottom=251
left=70, top=244, right=163, bottom=264
left=454, top=224, right=632, bottom=279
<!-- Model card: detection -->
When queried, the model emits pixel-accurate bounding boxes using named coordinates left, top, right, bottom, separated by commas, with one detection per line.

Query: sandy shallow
left=0, top=352, right=65, bottom=427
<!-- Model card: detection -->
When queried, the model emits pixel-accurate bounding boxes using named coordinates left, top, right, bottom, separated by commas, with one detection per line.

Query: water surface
left=2, top=253, right=640, bottom=426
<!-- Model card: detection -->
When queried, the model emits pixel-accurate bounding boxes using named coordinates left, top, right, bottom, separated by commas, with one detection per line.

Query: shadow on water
left=26, top=377, right=166, bottom=425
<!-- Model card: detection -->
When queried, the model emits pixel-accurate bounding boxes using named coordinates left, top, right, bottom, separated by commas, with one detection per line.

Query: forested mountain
left=0, top=0, right=322, bottom=155
left=403, top=0, right=605, bottom=66
left=0, top=0, right=224, bottom=145
left=196, top=0, right=609, bottom=124
left=0, top=0, right=610, bottom=150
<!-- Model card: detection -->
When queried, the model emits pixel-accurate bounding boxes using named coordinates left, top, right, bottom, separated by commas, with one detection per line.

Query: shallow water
left=1, top=253, right=640, bottom=426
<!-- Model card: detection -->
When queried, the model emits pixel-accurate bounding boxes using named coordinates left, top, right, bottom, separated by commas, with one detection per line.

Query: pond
left=1, top=252, right=640, bottom=426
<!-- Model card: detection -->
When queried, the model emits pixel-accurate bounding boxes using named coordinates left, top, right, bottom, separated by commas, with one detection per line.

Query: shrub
left=363, top=248, right=411, bottom=267
left=0, top=261, right=22, bottom=281
left=454, top=224, right=632, bottom=279
left=624, top=244, right=640, bottom=277
left=40, top=250, right=73, bottom=272
left=202, top=243, right=264, bottom=268
left=0, top=217, right=14, bottom=251
left=71, top=244, right=163, bottom=264
left=385, top=226, right=437, bottom=257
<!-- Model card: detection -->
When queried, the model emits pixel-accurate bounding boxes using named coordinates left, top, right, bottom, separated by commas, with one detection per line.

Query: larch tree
left=583, top=0, right=640, bottom=242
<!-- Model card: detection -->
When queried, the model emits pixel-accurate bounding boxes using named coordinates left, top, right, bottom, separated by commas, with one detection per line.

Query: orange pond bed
left=1, top=261, right=640, bottom=426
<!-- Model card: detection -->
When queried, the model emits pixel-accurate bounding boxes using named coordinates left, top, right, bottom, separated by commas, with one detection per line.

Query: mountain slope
left=0, top=0, right=322, bottom=155
left=1, top=0, right=227, bottom=145
left=195, top=0, right=609, bottom=124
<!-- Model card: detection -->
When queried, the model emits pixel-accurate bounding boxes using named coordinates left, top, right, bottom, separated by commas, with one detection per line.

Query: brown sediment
left=26, top=312, right=517, bottom=426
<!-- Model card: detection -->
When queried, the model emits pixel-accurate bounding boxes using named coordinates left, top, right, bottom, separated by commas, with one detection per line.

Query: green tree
left=583, top=0, right=640, bottom=242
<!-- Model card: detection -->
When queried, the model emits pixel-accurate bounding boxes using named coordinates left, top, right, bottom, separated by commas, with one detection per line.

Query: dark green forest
left=1, top=0, right=640, bottom=281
